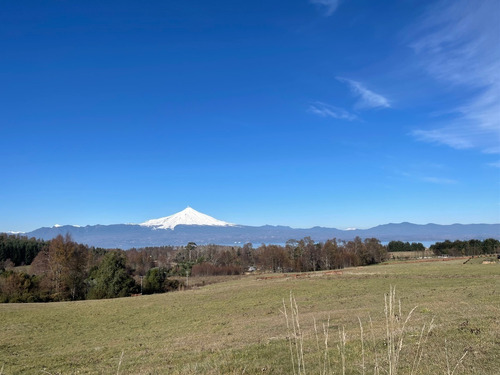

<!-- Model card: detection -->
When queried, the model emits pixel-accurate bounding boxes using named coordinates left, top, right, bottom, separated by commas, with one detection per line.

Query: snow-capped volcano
left=140, top=207, right=235, bottom=230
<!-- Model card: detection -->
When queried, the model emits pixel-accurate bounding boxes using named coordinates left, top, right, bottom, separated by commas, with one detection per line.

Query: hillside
left=1, top=259, right=499, bottom=374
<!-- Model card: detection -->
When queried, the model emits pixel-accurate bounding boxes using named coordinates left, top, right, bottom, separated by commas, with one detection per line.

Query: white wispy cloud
left=392, top=165, right=458, bottom=185
left=487, top=161, right=500, bottom=168
left=337, top=77, right=391, bottom=109
left=310, top=0, right=342, bottom=16
left=409, top=0, right=500, bottom=153
left=421, top=176, right=458, bottom=185
left=309, top=102, right=357, bottom=121
left=412, top=127, right=474, bottom=150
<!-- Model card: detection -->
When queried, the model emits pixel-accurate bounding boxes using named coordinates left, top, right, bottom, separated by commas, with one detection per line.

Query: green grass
left=1, top=259, right=499, bottom=374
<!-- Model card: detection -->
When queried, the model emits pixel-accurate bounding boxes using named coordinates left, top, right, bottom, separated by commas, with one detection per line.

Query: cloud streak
left=309, top=102, right=357, bottom=121
left=393, top=165, right=458, bottom=185
left=421, top=176, right=458, bottom=185
left=337, top=77, right=391, bottom=109
left=308, top=78, right=389, bottom=121
left=310, top=0, right=342, bottom=16
left=409, top=0, right=500, bottom=154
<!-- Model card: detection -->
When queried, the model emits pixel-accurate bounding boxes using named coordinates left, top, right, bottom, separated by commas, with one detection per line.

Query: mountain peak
left=140, top=207, right=234, bottom=230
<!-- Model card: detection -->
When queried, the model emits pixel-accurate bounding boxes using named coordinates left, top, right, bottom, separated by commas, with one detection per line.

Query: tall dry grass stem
left=281, top=292, right=306, bottom=375
left=117, top=350, right=124, bottom=375
left=281, top=297, right=296, bottom=375
left=384, top=285, right=417, bottom=375
left=368, top=315, right=381, bottom=375
left=313, top=315, right=332, bottom=375
left=338, top=325, right=346, bottom=375
left=445, top=339, right=467, bottom=375
left=313, top=317, right=321, bottom=373
left=410, top=317, right=434, bottom=375
left=291, top=293, right=306, bottom=375
left=358, top=316, right=365, bottom=375
left=323, top=316, right=331, bottom=375
left=282, top=287, right=471, bottom=375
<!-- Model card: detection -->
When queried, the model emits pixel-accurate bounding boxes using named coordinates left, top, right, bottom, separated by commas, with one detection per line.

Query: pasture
left=1, top=258, right=499, bottom=374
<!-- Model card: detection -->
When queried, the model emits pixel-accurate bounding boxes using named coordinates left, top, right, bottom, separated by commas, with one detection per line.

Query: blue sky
left=1, top=0, right=499, bottom=232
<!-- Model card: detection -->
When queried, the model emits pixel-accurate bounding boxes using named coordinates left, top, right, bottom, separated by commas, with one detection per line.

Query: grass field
left=387, top=250, right=433, bottom=260
left=1, top=259, right=499, bottom=374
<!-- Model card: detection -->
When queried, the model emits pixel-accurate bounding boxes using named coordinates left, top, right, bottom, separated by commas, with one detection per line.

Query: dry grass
left=0, top=259, right=499, bottom=374
left=282, top=286, right=439, bottom=375
left=388, top=250, right=434, bottom=260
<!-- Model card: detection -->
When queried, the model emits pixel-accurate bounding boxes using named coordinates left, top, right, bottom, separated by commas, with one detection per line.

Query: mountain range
left=13, top=207, right=500, bottom=249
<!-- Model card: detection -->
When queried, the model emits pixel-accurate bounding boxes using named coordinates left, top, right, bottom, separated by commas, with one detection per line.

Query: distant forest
left=0, top=233, right=49, bottom=266
left=1, top=233, right=499, bottom=303
left=430, top=238, right=500, bottom=256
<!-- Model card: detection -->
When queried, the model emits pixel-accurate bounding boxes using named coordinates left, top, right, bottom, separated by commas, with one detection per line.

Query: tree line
left=387, top=241, right=425, bottom=252
left=0, top=235, right=423, bottom=271
left=430, top=239, right=500, bottom=256
left=2, top=232, right=498, bottom=303
left=253, top=237, right=387, bottom=272
left=126, top=237, right=388, bottom=276
left=0, top=234, right=389, bottom=302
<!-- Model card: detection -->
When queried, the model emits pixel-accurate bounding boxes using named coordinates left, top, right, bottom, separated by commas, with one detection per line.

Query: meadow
left=1, top=258, right=499, bottom=374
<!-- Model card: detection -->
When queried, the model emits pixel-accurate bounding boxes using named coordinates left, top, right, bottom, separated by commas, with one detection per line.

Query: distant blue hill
left=22, top=222, right=500, bottom=249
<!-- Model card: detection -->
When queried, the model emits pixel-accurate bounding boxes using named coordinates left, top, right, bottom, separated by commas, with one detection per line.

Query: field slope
left=1, top=259, right=499, bottom=374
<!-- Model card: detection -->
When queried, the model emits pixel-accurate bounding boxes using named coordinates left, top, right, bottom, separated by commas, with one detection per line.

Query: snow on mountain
left=140, top=207, right=235, bottom=230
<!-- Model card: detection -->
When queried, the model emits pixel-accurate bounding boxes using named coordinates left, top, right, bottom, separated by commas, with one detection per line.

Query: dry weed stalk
left=368, top=315, right=381, bottom=375
left=358, top=316, right=366, bottom=375
left=322, top=317, right=331, bottom=374
left=384, top=285, right=417, bottom=375
left=410, top=317, right=434, bottom=375
left=281, top=287, right=469, bottom=375
left=337, top=325, right=346, bottom=375
left=281, top=292, right=306, bottom=375
left=445, top=339, right=468, bottom=375
left=314, top=315, right=332, bottom=375
left=117, top=350, right=124, bottom=375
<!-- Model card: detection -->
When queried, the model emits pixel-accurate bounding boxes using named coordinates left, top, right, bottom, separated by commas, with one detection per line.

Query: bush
left=0, top=270, right=45, bottom=303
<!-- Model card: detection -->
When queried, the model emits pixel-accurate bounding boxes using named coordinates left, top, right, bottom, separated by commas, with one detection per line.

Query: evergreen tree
left=143, top=267, right=168, bottom=294
left=87, top=251, right=136, bottom=299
